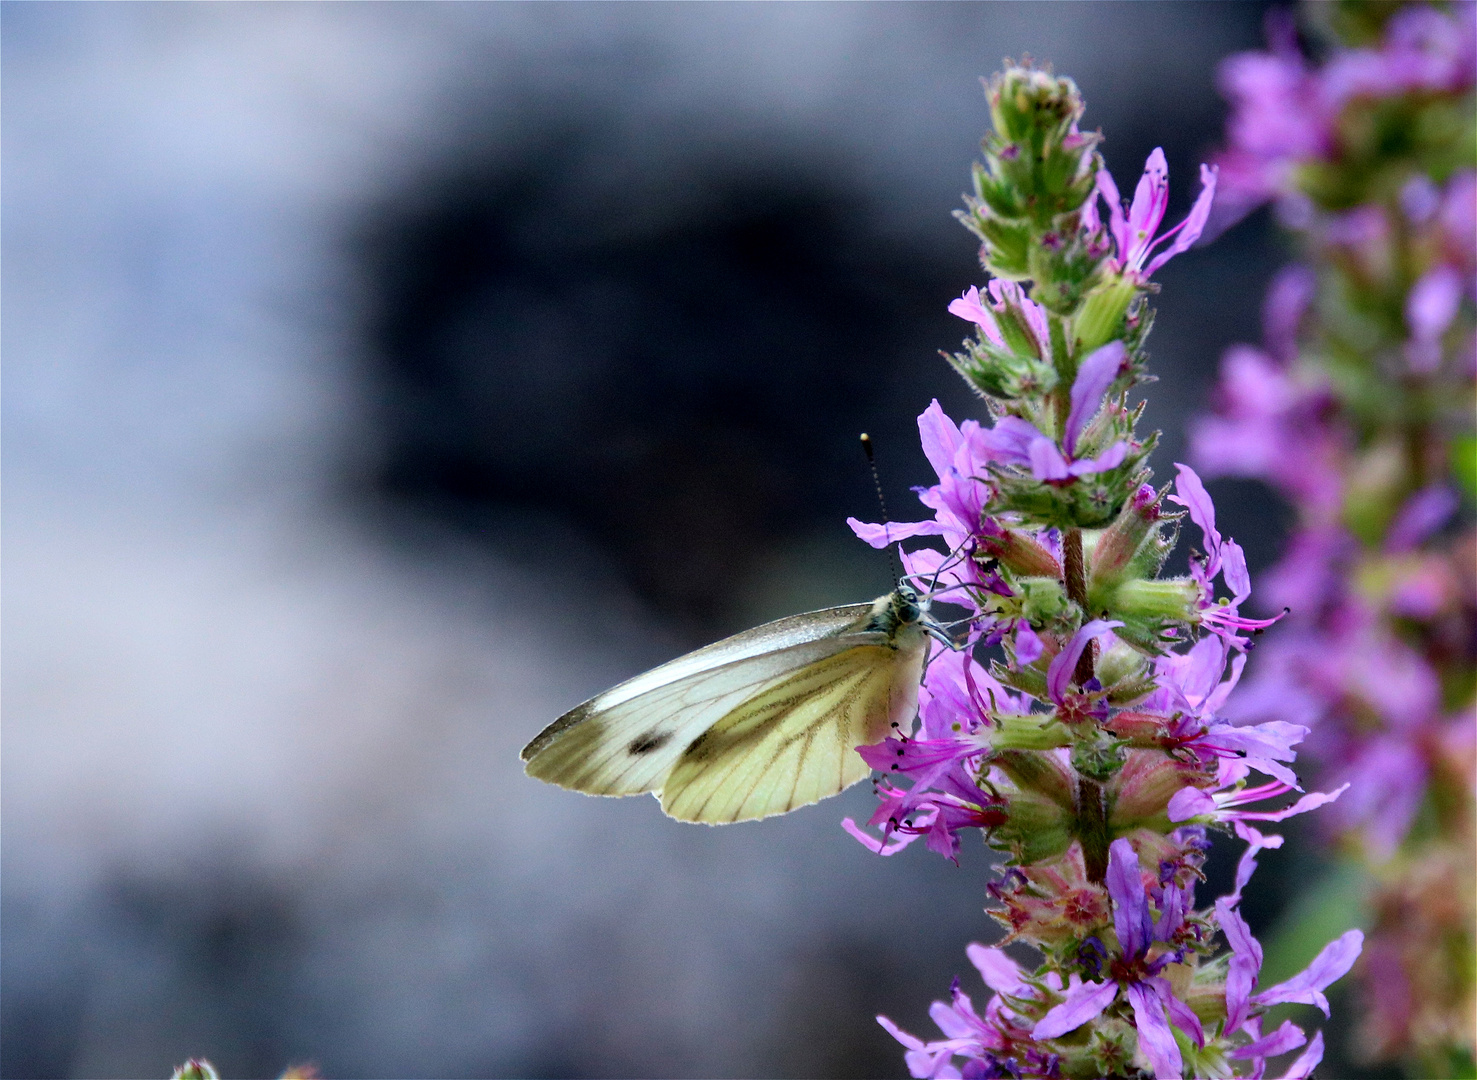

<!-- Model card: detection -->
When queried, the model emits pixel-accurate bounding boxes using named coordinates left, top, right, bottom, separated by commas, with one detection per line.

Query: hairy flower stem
left=1076, top=778, right=1111, bottom=884
left=1062, top=528, right=1094, bottom=686
left=1063, top=526, right=1108, bottom=882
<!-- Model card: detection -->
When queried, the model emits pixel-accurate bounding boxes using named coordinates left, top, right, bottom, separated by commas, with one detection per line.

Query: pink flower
left=1093, top=148, right=1218, bottom=280
left=1031, top=839, right=1204, bottom=1079
left=948, top=279, right=1051, bottom=359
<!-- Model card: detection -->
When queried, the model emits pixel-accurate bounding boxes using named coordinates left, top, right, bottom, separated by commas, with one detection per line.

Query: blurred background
left=2, top=3, right=1320, bottom=1077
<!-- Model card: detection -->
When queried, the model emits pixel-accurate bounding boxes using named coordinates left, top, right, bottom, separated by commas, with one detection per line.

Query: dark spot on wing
left=628, top=730, right=673, bottom=756
left=683, top=730, right=716, bottom=763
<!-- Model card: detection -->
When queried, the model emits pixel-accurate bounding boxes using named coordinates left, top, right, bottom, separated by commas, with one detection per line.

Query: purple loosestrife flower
left=878, top=944, right=1058, bottom=1080
left=1170, top=465, right=1285, bottom=649
left=1091, top=149, right=1218, bottom=282
left=971, top=342, right=1131, bottom=483
left=1031, top=839, right=1203, bottom=1080
left=843, top=645, right=1011, bottom=861
left=1119, top=635, right=1310, bottom=790
left=1216, top=898, right=1363, bottom=1036
left=948, top=280, right=1051, bottom=361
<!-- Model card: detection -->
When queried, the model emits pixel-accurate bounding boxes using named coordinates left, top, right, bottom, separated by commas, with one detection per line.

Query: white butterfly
left=521, top=586, right=939, bottom=823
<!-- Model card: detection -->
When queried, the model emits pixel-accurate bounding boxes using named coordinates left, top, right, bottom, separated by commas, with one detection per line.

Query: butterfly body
left=521, top=588, right=933, bottom=823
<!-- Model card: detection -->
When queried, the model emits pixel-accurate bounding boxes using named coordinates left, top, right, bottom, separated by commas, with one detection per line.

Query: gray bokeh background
left=3, top=4, right=1295, bottom=1077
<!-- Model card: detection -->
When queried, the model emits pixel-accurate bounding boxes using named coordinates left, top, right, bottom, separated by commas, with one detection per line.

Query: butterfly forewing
left=659, top=640, right=923, bottom=823
left=521, top=604, right=877, bottom=797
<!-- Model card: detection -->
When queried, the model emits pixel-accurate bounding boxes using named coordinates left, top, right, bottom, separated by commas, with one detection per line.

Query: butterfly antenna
left=860, top=433, right=903, bottom=586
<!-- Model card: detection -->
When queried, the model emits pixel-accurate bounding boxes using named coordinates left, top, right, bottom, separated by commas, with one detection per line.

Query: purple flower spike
left=1065, top=341, right=1127, bottom=456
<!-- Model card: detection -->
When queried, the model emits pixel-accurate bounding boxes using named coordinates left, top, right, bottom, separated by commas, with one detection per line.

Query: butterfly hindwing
left=521, top=604, right=877, bottom=798
left=659, top=639, right=925, bottom=823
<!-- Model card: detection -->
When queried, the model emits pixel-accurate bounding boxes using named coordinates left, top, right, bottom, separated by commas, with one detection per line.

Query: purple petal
left=1032, top=979, right=1118, bottom=1039
left=1097, top=163, right=1128, bottom=256
left=1231, top=1019, right=1307, bottom=1060
left=1065, top=341, right=1127, bottom=455
left=1221, top=539, right=1252, bottom=605
left=1028, top=438, right=1070, bottom=481
left=1228, top=822, right=1283, bottom=906
left=848, top=517, right=946, bottom=549
left=930, top=996, right=976, bottom=1040
left=1107, top=838, right=1153, bottom=959
left=1067, top=440, right=1129, bottom=476
left=1386, top=483, right=1459, bottom=552
left=1145, top=162, right=1219, bottom=275
left=949, top=286, right=993, bottom=330
left=1125, top=980, right=1183, bottom=1080
left=1155, top=977, right=1205, bottom=1047
left=918, top=400, right=965, bottom=481
left=1014, top=622, right=1044, bottom=665
left=1279, top=1031, right=1325, bottom=1080
left=977, top=415, right=1043, bottom=466
left=966, top=944, right=1027, bottom=997
left=1254, top=929, right=1364, bottom=1015
left=842, top=816, right=916, bottom=856
left=1046, top=619, right=1123, bottom=703
left=1127, top=148, right=1171, bottom=267
left=1406, top=265, right=1461, bottom=340
left=1167, top=787, right=1216, bottom=822
left=1239, top=783, right=1349, bottom=823
left=877, top=1014, right=927, bottom=1052
left=1214, top=898, right=1263, bottom=1031
left=1262, top=264, right=1315, bottom=362
left=1203, top=650, right=1248, bottom=713
left=1170, top=463, right=1222, bottom=570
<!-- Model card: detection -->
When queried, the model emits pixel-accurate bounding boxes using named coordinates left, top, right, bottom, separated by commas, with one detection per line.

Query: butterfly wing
left=521, top=603, right=875, bottom=799
left=659, top=634, right=926, bottom=823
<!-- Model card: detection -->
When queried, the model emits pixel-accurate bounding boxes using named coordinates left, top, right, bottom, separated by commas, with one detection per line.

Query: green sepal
left=991, top=712, right=1071, bottom=751
left=947, top=340, right=1058, bottom=401
left=1074, top=277, right=1139, bottom=353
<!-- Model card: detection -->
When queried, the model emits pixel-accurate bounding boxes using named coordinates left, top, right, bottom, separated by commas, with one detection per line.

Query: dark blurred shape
left=357, top=115, right=974, bottom=633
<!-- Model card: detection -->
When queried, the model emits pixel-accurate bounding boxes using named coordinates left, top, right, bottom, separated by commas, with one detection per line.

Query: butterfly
left=521, top=585, right=941, bottom=823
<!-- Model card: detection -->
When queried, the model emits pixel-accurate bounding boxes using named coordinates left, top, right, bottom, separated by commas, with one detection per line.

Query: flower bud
left=1071, top=730, right=1128, bottom=782
left=1074, top=276, right=1138, bottom=353
left=990, top=712, right=1071, bottom=751
left=1019, top=576, right=1070, bottom=623
left=1100, top=577, right=1200, bottom=625
left=1108, top=750, right=1211, bottom=834
left=1095, top=637, right=1153, bottom=697
left=1087, top=484, right=1166, bottom=592
left=947, top=341, right=1057, bottom=401
left=980, top=528, right=1063, bottom=578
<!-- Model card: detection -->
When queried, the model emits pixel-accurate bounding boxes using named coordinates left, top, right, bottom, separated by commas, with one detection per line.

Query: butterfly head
left=860, top=583, right=937, bottom=642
